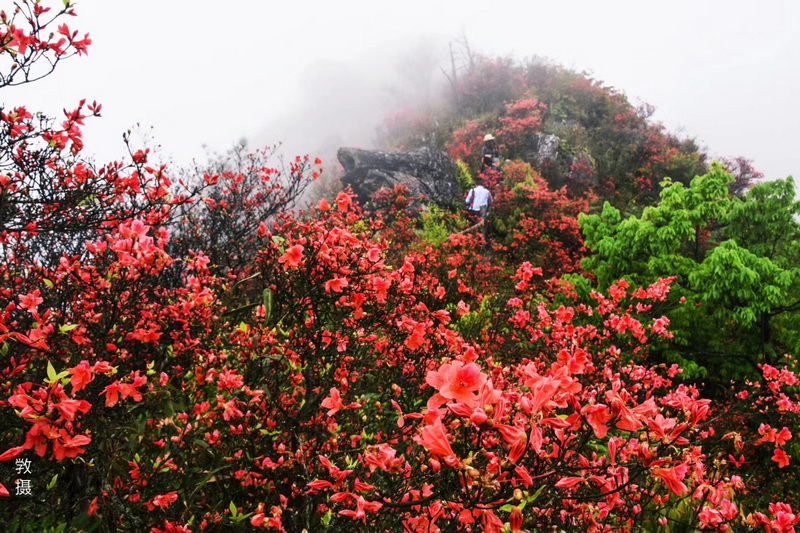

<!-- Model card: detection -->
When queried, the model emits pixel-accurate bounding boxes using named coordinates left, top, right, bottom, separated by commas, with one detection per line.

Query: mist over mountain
left=250, top=37, right=449, bottom=170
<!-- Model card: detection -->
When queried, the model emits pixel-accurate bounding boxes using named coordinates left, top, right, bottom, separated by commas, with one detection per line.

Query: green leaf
left=46, top=361, right=57, bottom=383
left=526, top=484, right=546, bottom=504
left=44, top=361, right=70, bottom=385
left=263, top=288, right=273, bottom=323
left=47, top=474, right=58, bottom=490
left=229, top=501, right=238, bottom=517
left=43, top=278, right=54, bottom=288
left=59, top=323, right=78, bottom=334
left=230, top=271, right=262, bottom=290
left=193, top=438, right=210, bottom=450
left=222, top=303, right=259, bottom=317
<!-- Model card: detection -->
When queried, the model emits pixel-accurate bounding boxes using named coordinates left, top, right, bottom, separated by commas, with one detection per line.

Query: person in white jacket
left=465, top=179, right=493, bottom=240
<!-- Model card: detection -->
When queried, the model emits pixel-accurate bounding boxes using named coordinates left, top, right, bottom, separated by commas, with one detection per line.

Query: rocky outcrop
left=338, top=147, right=460, bottom=206
left=530, top=133, right=560, bottom=166
left=520, top=133, right=597, bottom=189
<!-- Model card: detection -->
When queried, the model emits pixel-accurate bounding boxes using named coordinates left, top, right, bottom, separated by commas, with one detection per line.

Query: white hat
left=483, top=134, right=495, bottom=142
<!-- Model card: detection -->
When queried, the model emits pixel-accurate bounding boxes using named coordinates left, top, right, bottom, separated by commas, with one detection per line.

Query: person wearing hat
left=481, top=133, right=501, bottom=172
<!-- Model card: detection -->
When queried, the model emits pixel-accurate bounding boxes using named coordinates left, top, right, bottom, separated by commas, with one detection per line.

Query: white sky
left=4, top=0, right=799, bottom=182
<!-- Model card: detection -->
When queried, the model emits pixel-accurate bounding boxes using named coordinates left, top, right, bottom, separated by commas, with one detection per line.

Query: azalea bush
left=299, top=269, right=798, bottom=532
left=168, top=141, right=319, bottom=276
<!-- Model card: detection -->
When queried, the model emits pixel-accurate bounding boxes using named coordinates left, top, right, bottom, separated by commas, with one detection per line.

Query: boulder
left=520, top=133, right=560, bottom=167
left=534, top=134, right=561, bottom=165
left=519, top=133, right=564, bottom=187
left=519, top=133, right=597, bottom=190
left=338, top=147, right=460, bottom=206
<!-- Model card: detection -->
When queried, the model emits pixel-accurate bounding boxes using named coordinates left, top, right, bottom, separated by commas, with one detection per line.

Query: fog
left=3, top=0, right=799, bottom=181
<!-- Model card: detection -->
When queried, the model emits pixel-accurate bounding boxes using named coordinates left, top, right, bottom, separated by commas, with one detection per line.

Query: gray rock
left=535, top=134, right=560, bottom=165
left=520, top=133, right=560, bottom=167
left=338, top=147, right=460, bottom=206
left=519, top=133, right=598, bottom=190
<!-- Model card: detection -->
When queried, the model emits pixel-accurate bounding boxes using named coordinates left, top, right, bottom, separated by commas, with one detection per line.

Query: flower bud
left=510, top=506, right=523, bottom=531
left=470, top=408, right=488, bottom=426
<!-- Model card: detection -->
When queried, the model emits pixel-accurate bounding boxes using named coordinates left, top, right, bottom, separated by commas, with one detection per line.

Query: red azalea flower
left=772, top=448, right=790, bottom=468
left=652, top=463, right=689, bottom=496
left=415, top=418, right=457, bottom=462
left=278, top=244, right=304, bottom=268
left=324, top=277, right=349, bottom=293
left=18, top=290, right=43, bottom=312
left=426, top=361, right=486, bottom=405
